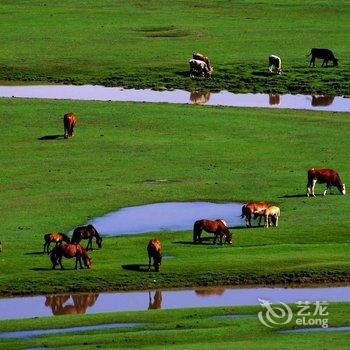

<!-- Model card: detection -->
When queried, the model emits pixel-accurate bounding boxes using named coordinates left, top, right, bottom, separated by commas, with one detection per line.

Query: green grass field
left=0, top=98, right=349, bottom=295
left=0, top=0, right=349, bottom=94
left=0, top=303, right=349, bottom=349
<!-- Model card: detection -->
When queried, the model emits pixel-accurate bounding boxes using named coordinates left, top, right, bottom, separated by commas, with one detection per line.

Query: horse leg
left=275, top=215, right=279, bottom=227
left=59, top=257, right=64, bottom=270
left=148, top=254, right=152, bottom=271
left=264, top=214, right=269, bottom=228
left=43, top=242, right=47, bottom=253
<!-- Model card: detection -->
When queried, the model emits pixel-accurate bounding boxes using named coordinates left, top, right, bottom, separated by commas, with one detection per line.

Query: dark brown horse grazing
left=71, top=224, right=102, bottom=251
left=50, top=243, right=92, bottom=270
left=63, top=112, right=76, bottom=139
left=43, top=232, right=70, bottom=253
left=147, top=239, right=162, bottom=272
left=193, top=219, right=232, bottom=245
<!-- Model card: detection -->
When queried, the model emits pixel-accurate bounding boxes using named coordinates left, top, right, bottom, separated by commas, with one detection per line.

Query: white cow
left=269, top=54, right=282, bottom=74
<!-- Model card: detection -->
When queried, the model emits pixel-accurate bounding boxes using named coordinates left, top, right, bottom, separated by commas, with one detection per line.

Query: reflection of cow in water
left=45, top=293, right=99, bottom=315
left=269, top=94, right=281, bottom=106
left=148, top=291, right=162, bottom=309
left=311, top=95, right=334, bottom=107
left=190, top=91, right=211, bottom=105
left=195, top=288, right=225, bottom=296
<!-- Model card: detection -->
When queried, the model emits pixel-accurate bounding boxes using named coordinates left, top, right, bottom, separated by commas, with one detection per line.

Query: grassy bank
left=0, top=98, right=349, bottom=295
left=0, top=1, right=349, bottom=94
left=0, top=303, right=349, bottom=349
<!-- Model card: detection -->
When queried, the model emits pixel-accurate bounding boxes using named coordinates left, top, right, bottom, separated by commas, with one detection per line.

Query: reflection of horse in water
left=311, top=95, right=334, bottom=107
left=269, top=93, right=281, bottom=105
left=190, top=91, right=211, bottom=105
left=195, top=288, right=225, bottom=296
left=148, top=291, right=162, bottom=310
left=45, top=293, right=99, bottom=315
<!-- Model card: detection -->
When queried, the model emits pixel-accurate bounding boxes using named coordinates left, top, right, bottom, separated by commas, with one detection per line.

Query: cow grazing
left=189, top=59, right=212, bottom=78
left=63, top=112, right=76, bottom=139
left=241, top=201, right=270, bottom=227
left=307, top=48, right=338, bottom=67
left=147, top=239, right=162, bottom=272
left=306, top=168, right=346, bottom=197
left=263, top=206, right=280, bottom=228
left=268, top=55, right=282, bottom=74
left=192, top=52, right=213, bottom=74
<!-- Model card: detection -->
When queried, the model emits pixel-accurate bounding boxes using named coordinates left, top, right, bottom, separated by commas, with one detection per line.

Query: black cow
left=307, top=48, right=338, bottom=67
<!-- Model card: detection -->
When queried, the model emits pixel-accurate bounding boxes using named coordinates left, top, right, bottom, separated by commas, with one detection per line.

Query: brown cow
left=147, top=239, right=162, bottom=272
left=306, top=168, right=346, bottom=197
left=63, top=112, right=76, bottom=139
left=311, top=95, right=334, bottom=107
left=50, top=243, right=92, bottom=270
left=241, top=201, right=270, bottom=227
left=43, top=232, right=70, bottom=253
left=193, top=52, right=213, bottom=74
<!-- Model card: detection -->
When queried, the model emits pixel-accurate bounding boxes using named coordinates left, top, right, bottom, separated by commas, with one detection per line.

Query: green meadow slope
left=0, top=99, right=349, bottom=295
left=0, top=0, right=349, bottom=94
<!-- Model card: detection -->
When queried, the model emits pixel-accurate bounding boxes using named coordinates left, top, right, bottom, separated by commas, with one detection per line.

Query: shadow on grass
left=25, top=251, right=45, bottom=255
left=174, top=70, right=189, bottom=77
left=279, top=194, right=306, bottom=198
left=251, top=71, right=272, bottom=77
left=122, top=264, right=150, bottom=272
left=38, top=134, right=64, bottom=141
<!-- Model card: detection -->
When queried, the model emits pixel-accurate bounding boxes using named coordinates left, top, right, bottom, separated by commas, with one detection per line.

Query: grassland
left=0, top=0, right=349, bottom=94
left=0, top=98, right=349, bottom=296
left=0, top=303, right=349, bottom=349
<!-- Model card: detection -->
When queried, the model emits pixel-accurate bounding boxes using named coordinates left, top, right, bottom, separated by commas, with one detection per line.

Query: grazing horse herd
left=189, top=48, right=339, bottom=78
left=47, top=49, right=344, bottom=272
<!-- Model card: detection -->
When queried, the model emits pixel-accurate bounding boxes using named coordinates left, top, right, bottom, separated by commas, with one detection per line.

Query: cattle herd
left=189, top=48, right=339, bottom=78
left=48, top=48, right=345, bottom=272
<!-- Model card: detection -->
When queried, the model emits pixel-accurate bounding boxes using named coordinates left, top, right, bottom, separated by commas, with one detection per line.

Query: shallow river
left=0, top=85, right=349, bottom=112
left=0, top=286, right=349, bottom=320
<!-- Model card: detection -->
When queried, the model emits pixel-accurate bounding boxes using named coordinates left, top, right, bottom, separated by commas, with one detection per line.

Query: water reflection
left=0, top=85, right=348, bottom=112
left=148, top=291, right=162, bottom=309
left=269, top=93, right=281, bottom=105
left=190, top=91, right=211, bottom=105
left=45, top=293, right=99, bottom=315
left=195, top=288, right=225, bottom=296
left=1, top=286, right=350, bottom=320
left=311, top=95, right=335, bottom=107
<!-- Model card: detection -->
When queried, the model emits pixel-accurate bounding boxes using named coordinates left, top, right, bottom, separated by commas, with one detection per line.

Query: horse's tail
left=193, top=220, right=202, bottom=242
left=241, top=205, right=246, bottom=218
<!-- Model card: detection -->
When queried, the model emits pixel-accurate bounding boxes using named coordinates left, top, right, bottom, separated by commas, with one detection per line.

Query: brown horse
left=147, top=239, right=162, bottom=272
left=241, top=201, right=270, bottom=227
left=71, top=224, right=102, bottom=251
left=193, top=219, right=232, bottom=245
left=63, top=112, right=76, bottom=139
left=50, top=243, right=92, bottom=270
left=43, top=232, right=70, bottom=253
